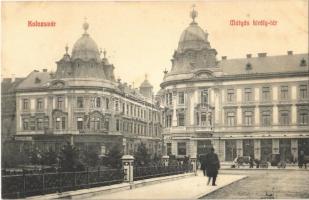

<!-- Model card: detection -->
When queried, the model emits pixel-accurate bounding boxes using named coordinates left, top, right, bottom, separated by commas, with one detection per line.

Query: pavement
left=201, top=169, right=309, bottom=199
left=80, top=171, right=247, bottom=200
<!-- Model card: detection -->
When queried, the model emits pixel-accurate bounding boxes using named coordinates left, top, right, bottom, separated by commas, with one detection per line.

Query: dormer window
left=246, top=63, right=252, bottom=71
left=35, top=77, right=41, bottom=83
left=300, top=58, right=307, bottom=67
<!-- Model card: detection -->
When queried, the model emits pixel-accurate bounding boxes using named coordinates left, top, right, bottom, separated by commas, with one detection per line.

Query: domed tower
left=139, top=74, right=153, bottom=98
left=170, top=7, right=217, bottom=74
left=102, top=49, right=116, bottom=81
left=56, top=21, right=107, bottom=79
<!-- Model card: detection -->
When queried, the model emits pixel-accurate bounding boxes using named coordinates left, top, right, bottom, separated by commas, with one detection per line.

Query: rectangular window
left=178, top=92, right=185, bottom=104
left=23, top=118, right=29, bottom=130
left=227, top=89, right=235, bottom=102
left=201, top=90, right=208, bottom=104
left=299, top=85, right=308, bottom=100
left=167, top=143, right=172, bottom=155
left=261, top=111, right=271, bottom=126
left=57, top=96, right=64, bottom=109
left=77, top=97, right=84, bottom=108
left=56, top=117, right=61, bottom=130
left=106, top=98, right=109, bottom=110
left=116, top=119, right=120, bottom=131
left=244, top=111, right=253, bottom=126
left=177, top=142, right=186, bottom=155
left=299, top=111, right=308, bottom=125
left=61, top=117, right=66, bottom=129
left=227, top=112, right=235, bottom=126
left=126, top=104, right=129, bottom=115
left=37, top=118, right=43, bottom=130
left=115, top=101, right=119, bottom=111
left=168, top=93, right=173, bottom=105
left=201, top=112, right=207, bottom=126
left=36, top=98, right=43, bottom=110
left=177, top=113, right=185, bottom=126
left=166, top=115, right=172, bottom=127
left=105, top=118, right=109, bottom=130
left=77, top=117, right=83, bottom=130
left=23, top=99, right=29, bottom=110
left=280, top=111, right=289, bottom=125
left=262, top=87, right=270, bottom=101
left=280, top=86, right=289, bottom=100
left=244, top=88, right=252, bottom=102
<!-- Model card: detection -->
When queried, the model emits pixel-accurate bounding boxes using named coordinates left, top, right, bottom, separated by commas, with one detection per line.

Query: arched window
left=96, top=97, right=101, bottom=107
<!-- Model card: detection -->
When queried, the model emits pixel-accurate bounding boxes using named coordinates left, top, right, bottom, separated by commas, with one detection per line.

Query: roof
left=178, top=22, right=210, bottom=52
left=140, top=79, right=153, bottom=88
left=16, top=71, right=52, bottom=90
left=219, top=53, right=309, bottom=75
left=1, top=78, right=25, bottom=93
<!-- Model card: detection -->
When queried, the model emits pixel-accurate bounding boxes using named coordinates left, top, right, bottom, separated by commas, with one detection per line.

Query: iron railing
left=133, top=164, right=193, bottom=181
left=2, top=168, right=124, bottom=199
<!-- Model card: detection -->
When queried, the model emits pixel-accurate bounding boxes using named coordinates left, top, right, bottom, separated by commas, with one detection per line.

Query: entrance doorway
left=298, top=138, right=309, bottom=156
left=243, top=139, right=254, bottom=157
left=197, top=140, right=212, bottom=157
left=279, top=139, right=291, bottom=162
left=225, top=140, right=236, bottom=161
left=260, top=139, right=272, bottom=162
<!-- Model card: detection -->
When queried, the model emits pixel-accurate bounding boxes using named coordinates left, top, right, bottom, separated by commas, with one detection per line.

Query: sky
left=1, top=0, right=308, bottom=92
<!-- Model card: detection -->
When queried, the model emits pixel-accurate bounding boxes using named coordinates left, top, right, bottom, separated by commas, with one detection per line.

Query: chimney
left=221, top=56, right=227, bottom=60
left=43, top=69, right=47, bottom=72
left=287, top=51, right=293, bottom=55
left=34, top=70, right=39, bottom=72
left=11, top=74, right=16, bottom=82
left=258, top=53, right=267, bottom=57
left=246, top=54, right=252, bottom=58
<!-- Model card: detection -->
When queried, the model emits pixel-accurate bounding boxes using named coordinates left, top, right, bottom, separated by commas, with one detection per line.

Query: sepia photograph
left=1, top=0, right=309, bottom=199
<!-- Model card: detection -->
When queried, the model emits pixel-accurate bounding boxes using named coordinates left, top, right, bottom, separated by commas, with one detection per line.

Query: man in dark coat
left=204, top=147, right=220, bottom=186
left=200, top=154, right=207, bottom=176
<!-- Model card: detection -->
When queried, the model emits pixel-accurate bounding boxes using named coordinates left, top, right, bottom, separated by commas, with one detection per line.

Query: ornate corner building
left=158, top=8, right=309, bottom=162
left=2, top=22, right=162, bottom=156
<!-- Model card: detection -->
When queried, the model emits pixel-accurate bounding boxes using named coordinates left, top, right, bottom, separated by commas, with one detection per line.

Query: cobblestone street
left=202, top=169, right=309, bottom=199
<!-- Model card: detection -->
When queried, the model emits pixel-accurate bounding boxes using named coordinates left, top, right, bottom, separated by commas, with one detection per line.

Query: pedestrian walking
left=299, top=150, right=305, bottom=168
left=249, top=155, right=254, bottom=168
left=200, top=154, right=207, bottom=176
left=204, top=147, right=220, bottom=186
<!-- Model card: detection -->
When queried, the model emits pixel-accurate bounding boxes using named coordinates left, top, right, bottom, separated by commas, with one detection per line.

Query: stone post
left=190, top=156, right=197, bottom=176
left=162, top=155, right=169, bottom=166
left=121, top=155, right=134, bottom=186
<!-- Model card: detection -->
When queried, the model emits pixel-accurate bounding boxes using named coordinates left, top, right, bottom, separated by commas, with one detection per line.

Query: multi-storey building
left=159, top=8, right=309, bottom=163
left=10, top=22, right=162, bottom=156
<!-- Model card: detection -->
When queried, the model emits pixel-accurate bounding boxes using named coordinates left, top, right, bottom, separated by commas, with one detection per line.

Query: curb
left=27, top=173, right=195, bottom=200
left=195, top=175, right=248, bottom=199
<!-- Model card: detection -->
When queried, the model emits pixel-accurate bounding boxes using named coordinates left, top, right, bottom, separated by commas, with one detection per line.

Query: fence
left=2, top=168, right=124, bottom=199
left=134, top=164, right=193, bottom=181
left=2, top=155, right=197, bottom=199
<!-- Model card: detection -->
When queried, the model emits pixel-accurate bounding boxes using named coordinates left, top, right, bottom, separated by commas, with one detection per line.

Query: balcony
left=217, top=124, right=309, bottom=133
left=187, top=125, right=213, bottom=132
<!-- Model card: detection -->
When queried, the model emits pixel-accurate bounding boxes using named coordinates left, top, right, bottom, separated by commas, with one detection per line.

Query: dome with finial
left=140, top=74, right=153, bottom=88
left=71, top=20, right=101, bottom=62
left=178, top=5, right=210, bottom=52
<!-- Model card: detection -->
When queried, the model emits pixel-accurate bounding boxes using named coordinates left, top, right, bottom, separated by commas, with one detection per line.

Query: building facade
left=159, top=8, right=309, bottom=163
left=10, top=22, right=162, bottom=156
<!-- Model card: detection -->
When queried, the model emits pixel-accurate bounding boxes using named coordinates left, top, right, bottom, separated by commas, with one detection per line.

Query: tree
left=104, top=144, right=123, bottom=169
left=59, top=142, right=84, bottom=172
left=82, top=146, right=99, bottom=167
left=134, top=143, right=150, bottom=166
left=29, top=148, right=41, bottom=165
left=41, top=149, right=58, bottom=166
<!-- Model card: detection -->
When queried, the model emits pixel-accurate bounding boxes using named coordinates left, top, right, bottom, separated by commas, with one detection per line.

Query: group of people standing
left=199, top=147, right=220, bottom=186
